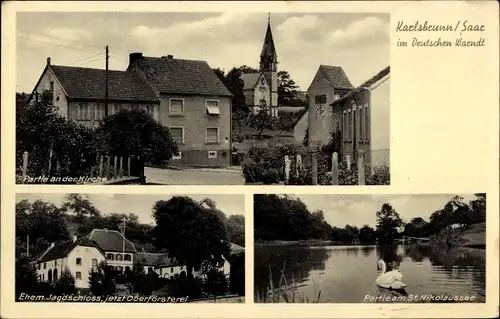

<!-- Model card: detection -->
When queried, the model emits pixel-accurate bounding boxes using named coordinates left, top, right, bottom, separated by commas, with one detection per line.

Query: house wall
left=252, top=74, right=271, bottom=108
left=369, top=75, right=390, bottom=169
left=307, top=70, right=336, bottom=146
left=67, top=100, right=159, bottom=128
left=104, top=251, right=134, bottom=271
left=37, top=245, right=105, bottom=289
left=159, top=94, right=232, bottom=167
left=293, top=112, right=308, bottom=143
left=155, top=265, right=187, bottom=278
left=32, top=67, right=69, bottom=118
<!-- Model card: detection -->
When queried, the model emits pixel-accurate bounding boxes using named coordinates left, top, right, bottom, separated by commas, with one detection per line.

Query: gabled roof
left=330, top=66, right=390, bottom=106
left=134, top=56, right=232, bottom=97
left=38, top=237, right=104, bottom=263
left=87, top=229, right=137, bottom=253
left=48, top=65, right=160, bottom=102
left=318, top=65, right=354, bottom=90
left=241, top=73, right=263, bottom=90
left=135, top=252, right=165, bottom=267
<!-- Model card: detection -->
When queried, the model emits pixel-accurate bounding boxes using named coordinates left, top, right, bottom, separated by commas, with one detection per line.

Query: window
left=169, top=127, right=184, bottom=144
left=208, top=151, right=217, bottom=159
left=169, top=99, right=184, bottom=116
left=76, top=257, right=82, bottom=266
left=206, top=127, right=219, bottom=144
left=92, top=258, right=98, bottom=270
left=315, top=95, right=327, bottom=104
left=48, top=269, right=52, bottom=282
left=124, top=254, right=131, bottom=261
left=44, top=263, right=47, bottom=269
left=53, top=269, right=58, bottom=281
left=365, top=105, right=369, bottom=141
left=95, top=105, right=105, bottom=120
left=171, top=267, right=174, bottom=273
left=206, top=100, right=220, bottom=115
left=50, top=81, right=54, bottom=103
left=38, top=264, right=40, bottom=270
left=76, top=272, right=82, bottom=280
left=348, top=111, right=352, bottom=141
left=148, top=267, right=153, bottom=273
left=160, top=269, right=163, bottom=276
left=116, top=254, right=123, bottom=261
left=77, top=102, right=92, bottom=120
left=172, top=152, right=182, bottom=160
left=106, top=253, right=114, bottom=260
left=353, top=109, right=356, bottom=141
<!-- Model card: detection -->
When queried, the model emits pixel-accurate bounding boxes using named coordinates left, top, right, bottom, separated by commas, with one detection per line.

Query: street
left=144, top=166, right=245, bottom=185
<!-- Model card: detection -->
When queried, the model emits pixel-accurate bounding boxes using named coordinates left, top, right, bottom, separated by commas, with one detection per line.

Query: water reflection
left=255, top=244, right=485, bottom=303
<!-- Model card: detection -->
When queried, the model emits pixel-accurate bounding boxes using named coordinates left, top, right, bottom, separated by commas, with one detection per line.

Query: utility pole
left=104, top=45, right=109, bottom=118
left=122, top=217, right=126, bottom=275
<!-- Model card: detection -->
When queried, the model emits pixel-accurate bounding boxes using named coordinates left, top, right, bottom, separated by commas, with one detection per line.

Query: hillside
left=461, top=222, right=486, bottom=247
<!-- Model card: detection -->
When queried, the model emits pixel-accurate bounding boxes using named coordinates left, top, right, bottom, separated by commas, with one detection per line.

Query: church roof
left=318, top=65, right=354, bottom=90
left=260, top=18, right=277, bottom=60
left=241, top=73, right=262, bottom=90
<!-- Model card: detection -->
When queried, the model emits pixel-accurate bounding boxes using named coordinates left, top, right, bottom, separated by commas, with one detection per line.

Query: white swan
left=376, top=259, right=407, bottom=290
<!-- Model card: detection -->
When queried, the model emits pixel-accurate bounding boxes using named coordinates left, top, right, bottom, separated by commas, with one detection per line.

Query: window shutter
left=170, top=128, right=183, bottom=143
left=206, top=128, right=218, bottom=143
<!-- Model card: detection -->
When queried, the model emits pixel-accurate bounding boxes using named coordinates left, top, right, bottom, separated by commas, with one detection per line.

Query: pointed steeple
left=260, top=13, right=277, bottom=63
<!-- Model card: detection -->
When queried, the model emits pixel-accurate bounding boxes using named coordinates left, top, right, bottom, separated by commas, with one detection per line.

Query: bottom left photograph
left=14, top=193, right=245, bottom=303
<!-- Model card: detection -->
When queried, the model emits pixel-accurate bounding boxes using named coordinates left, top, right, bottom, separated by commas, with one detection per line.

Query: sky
left=288, top=194, right=478, bottom=228
left=16, top=193, right=245, bottom=225
left=16, top=12, right=389, bottom=93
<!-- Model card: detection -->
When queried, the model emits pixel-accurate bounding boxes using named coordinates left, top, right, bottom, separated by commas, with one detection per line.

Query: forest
left=254, top=194, right=486, bottom=244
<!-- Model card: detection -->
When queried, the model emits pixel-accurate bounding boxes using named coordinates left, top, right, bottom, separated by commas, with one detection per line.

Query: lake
left=254, top=244, right=486, bottom=303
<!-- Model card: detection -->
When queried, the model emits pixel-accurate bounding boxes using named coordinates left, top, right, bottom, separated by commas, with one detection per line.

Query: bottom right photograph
left=253, top=193, right=486, bottom=303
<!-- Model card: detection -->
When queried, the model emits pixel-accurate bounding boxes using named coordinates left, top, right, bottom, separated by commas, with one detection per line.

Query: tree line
left=254, top=194, right=486, bottom=244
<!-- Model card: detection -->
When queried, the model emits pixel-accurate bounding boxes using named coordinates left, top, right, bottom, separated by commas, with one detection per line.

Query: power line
left=70, top=52, right=106, bottom=65
left=18, top=34, right=97, bottom=53
left=23, top=30, right=104, bottom=51
left=74, top=56, right=104, bottom=67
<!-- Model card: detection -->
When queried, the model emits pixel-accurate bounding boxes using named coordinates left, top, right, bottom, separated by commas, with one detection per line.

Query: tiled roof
left=38, top=237, right=104, bottom=263
left=135, top=252, right=165, bottom=266
left=156, top=253, right=181, bottom=268
left=50, top=65, right=160, bottom=102
left=135, top=56, right=232, bottom=97
left=261, top=21, right=277, bottom=59
left=319, top=65, right=354, bottom=90
left=87, top=229, right=137, bottom=253
left=330, top=66, right=390, bottom=106
left=241, top=73, right=261, bottom=90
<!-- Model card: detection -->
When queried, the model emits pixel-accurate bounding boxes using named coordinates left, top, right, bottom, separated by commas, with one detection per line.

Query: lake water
left=254, top=244, right=486, bottom=303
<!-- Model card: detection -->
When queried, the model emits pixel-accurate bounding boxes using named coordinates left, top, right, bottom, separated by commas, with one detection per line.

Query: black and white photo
left=16, top=12, right=390, bottom=185
left=254, top=193, right=486, bottom=303
left=16, top=193, right=245, bottom=303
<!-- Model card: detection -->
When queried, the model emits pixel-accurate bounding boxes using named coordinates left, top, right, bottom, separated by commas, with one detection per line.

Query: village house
left=330, top=66, right=390, bottom=170
left=29, top=58, right=160, bottom=128
left=241, top=15, right=279, bottom=117
left=35, top=236, right=106, bottom=289
left=86, top=228, right=137, bottom=272
left=35, top=228, right=244, bottom=290
left=298, top=65, right=354, bottom=145
left=126, top=53, right=233, bottom=168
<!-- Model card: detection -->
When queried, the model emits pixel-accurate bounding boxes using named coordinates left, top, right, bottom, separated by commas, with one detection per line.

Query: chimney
left=129, top=52, right=143, bottom=65
left=72, top=235, right=78, bottom=242
left=47, top=57, right=51, bottom=66
left=167, top=54, right=173, bottom=59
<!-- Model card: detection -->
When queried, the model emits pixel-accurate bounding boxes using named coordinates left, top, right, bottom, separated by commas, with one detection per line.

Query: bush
left=53, top=267, right=77, bottom=295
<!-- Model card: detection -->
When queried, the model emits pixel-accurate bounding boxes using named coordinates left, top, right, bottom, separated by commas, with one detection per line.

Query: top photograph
left=15, top=11, right=390, bottom=185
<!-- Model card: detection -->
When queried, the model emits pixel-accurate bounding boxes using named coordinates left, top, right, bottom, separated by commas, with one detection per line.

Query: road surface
left=144, top=166, right=245, bottom=185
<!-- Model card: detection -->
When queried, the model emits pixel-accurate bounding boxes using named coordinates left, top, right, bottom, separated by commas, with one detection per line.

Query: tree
left=202, top=261, right=229, bottom=299
left=152, top=196, right=230, bottom=274
left=53, top=267, right=76, bottom=295
left=470, top=193, right=486, bottom=224
left=225, top=215, right=245, bottom=247
left=95, top=109, right=178, bottom=167
left=277, top=71, right=299, bottom=106
left=358, top=225, right=377, bottom=243
left=15, top=253, right=39, bottom=299
left=89, top=262, right=116, bottom=297
left=376, top=203, right=403, bottom=243
left=62, top=194, right=101, bottom=236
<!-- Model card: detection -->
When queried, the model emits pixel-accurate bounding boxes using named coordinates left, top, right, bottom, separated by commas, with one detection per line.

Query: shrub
left=53, top=267, right=77, bottom=295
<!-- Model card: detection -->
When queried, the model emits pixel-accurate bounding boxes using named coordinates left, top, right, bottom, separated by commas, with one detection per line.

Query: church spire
left=260, top=13, right=277, bottom=71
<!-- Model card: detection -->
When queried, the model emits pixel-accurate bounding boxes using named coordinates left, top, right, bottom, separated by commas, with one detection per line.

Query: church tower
left=260, top=13, right=278, bottom=113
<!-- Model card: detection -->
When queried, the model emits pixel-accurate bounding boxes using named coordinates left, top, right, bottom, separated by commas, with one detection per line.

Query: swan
left=376, top=259, right=406, bottom=290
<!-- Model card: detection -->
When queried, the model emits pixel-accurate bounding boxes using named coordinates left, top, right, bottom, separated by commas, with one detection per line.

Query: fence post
left=113, top=156, right=118, bottom=179
left=22, top=151, right=29, bottom=182
left=99, top=156, right=104, bottom=178
left=284, top=155, right=291, bottom=185
left=119, top=157, right=124, bottom=177
left=106, top=156, right=111, bottom=179
left=346, top=155, right=351, bottom=171
left=332, top=152, right=339, bottom=185
left=127, top=157, right=131, bottom=176
left=296, top=154, right=302, bottom=178
left=311, top=147, right=318, bottom=185
left=357, top=150, right=365, bottom=185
